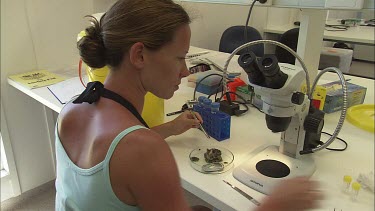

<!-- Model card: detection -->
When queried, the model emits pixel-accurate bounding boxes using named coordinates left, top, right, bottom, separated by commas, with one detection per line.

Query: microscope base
left=233, top=145, right=315, bottom=195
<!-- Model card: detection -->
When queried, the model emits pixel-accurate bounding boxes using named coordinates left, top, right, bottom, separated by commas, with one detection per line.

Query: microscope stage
left=233, top=145, right=315, bottom=195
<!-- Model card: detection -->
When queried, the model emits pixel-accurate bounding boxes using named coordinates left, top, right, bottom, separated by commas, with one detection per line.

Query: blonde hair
left=78, top=0, right=190, bottom=69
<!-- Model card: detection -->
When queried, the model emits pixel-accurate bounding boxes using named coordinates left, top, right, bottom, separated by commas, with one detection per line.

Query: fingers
left=183, top=110, right=203, bottom=123
left=174, top=111, right=201, bottom=130
left=193, top=112, right=203, bottom=123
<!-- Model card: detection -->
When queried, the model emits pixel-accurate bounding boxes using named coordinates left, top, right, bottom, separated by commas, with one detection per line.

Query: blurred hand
left=168, top=110, right=202, bottom=136
left=257, top=177, right=324, bottom=211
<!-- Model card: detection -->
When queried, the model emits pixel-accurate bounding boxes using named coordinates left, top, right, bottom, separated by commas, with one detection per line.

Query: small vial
left=342, top=175, right=352, bottom=193
left=203, top=98, right=212, bottom=109
left=198, top=96, right=206, bottom=106
left=211, top=102, right=220, bottom=114
left=194, top=96, right=207, bottom=112
left=351, top=182, right=361, bottom=201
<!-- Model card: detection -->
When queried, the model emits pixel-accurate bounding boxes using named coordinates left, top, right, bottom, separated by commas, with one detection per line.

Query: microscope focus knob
left=304, top=115, right=324, bottom=133
left=291, top=92, right=305, bottom=105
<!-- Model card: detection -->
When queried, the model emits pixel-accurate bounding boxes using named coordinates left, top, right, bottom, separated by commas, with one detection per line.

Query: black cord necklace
left=73, top=81, right=149, bottom=128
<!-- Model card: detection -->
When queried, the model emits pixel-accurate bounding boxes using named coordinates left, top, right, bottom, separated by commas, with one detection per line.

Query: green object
left=236, top=85, right=251, bottom=95
left=236, top=85, right=254, bottom=103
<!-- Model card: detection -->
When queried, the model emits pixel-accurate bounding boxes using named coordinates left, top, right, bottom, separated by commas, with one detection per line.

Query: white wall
left=92, top=0, right=269, bottom=51
left=1, top=0, right=93, bottom=197
left=179, top=2, right=269, bottom=50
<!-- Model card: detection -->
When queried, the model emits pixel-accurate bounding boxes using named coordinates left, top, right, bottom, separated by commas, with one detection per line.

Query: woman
left=56, top=0, right=322, bottom=210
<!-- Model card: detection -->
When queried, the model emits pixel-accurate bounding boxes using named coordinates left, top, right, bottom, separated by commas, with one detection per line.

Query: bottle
left=342, top=175, right=352, bottom=193
left=211, top=102, right=220, bottom=114
left=194, top=96, right=207, bottom=113
left=351, top=182, right=361, bottom=201
left=203, top=98, right=212, bottom=113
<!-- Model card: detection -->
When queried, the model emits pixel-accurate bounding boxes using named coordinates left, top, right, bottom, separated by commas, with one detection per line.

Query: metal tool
left=190, top=110, right=210, bottom=139
left=166, top=110, right=185, bottom=116
left=223, top=180, right=261, bottom=206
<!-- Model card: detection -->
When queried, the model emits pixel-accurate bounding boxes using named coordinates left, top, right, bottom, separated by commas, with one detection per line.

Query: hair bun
left=77, top=17, right=106, bottom=68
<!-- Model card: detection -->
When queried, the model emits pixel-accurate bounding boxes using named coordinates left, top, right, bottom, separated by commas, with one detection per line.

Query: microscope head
left=238, top=52, right=307, bottom=132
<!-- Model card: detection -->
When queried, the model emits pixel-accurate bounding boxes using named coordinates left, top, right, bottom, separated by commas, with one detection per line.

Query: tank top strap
left=103, top=125, right=148, bottom=164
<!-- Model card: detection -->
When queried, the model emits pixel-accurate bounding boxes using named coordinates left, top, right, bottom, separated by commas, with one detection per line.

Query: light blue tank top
left=55, top=125, right=147, bottom=211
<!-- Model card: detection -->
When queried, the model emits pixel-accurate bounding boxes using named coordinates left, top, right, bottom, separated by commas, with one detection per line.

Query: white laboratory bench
left=7, top=47, right=374, bottom=211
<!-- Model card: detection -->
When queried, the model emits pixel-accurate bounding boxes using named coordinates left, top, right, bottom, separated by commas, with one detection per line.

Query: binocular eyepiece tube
left=238, top=51, right=265, bottom=86
left=238, top=52, right=288, bottom=89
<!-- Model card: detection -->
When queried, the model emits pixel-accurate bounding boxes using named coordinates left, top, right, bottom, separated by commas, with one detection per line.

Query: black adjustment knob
left=304, top=115, right=324, bottom=133
left=291, top=92, right=305, bottom=105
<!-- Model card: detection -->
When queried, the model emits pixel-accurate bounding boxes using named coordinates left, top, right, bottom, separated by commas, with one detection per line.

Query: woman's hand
left=169, top=110, right=203, bottom=136
left=257, top=177, right=324, bottom=211
left=151, top=110, right=202, bottom=139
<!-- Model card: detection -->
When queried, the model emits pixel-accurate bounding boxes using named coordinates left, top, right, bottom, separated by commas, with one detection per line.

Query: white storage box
left=319, top=47, right=353, bottom=73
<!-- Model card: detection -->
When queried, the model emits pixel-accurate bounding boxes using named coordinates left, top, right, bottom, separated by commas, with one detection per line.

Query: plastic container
left=193, top=96, right=207, bottom=115
left=202, top=98, right=212, bottom=129
left=319, top=47, right=353, bottom=73
left=351, top=182, right=361, bottom=201
left=342, top=175, right=352, bottom=193
left=194, top=101, right=231, bottom=141
left=346, top=104, right=374, bottom=133
left=211, top=102, right=220, bottom=114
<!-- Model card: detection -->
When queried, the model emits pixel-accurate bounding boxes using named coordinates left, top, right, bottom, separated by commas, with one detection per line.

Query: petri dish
left=189, top=146, right=234, bottom=174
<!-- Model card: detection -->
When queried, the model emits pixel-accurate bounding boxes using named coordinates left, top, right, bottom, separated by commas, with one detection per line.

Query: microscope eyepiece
left=240, top=53, right=253, bottom=64
left=258, top=55, right=288, bottom=89
left=262, top=57, right=273, bottom=68
left=238, top=51, right=265, bottom=86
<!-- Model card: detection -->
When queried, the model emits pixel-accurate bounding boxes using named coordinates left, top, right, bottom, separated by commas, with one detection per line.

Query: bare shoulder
left=110, top=129, right=191, bottom=210
left=117, top=128, right=171, bottom=158
left=57, top=103, right=88, bottom=135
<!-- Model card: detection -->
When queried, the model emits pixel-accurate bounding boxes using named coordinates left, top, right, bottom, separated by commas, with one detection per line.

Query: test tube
left=342, top=175, right=352, bottom=193
left=351, top=182, right=361, bottom=201
left=194, top=96, right=207, bottom=113
left=198, top=96, right=206, bottom=106
left=211, top=102, right=220, bottom=114
left=203, top=98, right=212, bottom=110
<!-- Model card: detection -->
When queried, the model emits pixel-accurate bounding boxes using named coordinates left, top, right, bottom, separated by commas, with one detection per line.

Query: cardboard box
left=301, top=81, right=367, bottom=113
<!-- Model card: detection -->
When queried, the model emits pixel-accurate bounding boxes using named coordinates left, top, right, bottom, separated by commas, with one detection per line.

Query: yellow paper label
left=8, top=70, right=66, bottom=89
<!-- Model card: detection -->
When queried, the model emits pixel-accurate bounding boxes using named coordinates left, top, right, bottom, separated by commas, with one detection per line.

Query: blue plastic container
left=193, top=99, right=231, bottom=141
left=194, top=96, right=206, bottom=114
left=196, top=83, right=222, bottom=95
left=208, top=111, right=231, bottom=141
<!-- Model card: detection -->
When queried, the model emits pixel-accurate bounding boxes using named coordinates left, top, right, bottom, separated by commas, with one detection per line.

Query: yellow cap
left=343, top=175, right=352, bottom=183
left=352, top=182, right=361, bottom=191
